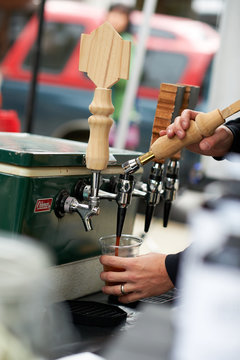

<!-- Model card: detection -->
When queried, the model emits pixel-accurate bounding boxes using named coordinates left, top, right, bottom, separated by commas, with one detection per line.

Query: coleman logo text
left=34, top=198, right=53, bottom=213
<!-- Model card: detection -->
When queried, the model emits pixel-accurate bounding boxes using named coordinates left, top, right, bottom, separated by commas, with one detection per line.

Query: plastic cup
left=99, top=234, right=142, bottom=285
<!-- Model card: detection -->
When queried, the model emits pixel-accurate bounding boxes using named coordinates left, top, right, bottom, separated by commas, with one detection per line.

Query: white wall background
left=201, top=0, right=240, bottom=179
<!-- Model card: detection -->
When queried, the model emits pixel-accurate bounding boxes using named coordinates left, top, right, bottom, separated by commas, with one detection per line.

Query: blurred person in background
left=106, top=3, right=140, bottom=150
left=100, top=109, right=240, bottom=303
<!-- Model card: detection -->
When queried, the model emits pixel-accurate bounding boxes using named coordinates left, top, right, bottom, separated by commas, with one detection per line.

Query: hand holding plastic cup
left=99, top=234, right=142, bottom=286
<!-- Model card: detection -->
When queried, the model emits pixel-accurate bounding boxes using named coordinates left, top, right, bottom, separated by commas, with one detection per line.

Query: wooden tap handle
left=79, top=22, right=131, bottom=171
left=150, top=83, right=185, bottom=146
left=86, top=88, right=114, bottom=170
left=171, top=85, right=200, bottom=161
left=151, top=109, right=224, bottom=161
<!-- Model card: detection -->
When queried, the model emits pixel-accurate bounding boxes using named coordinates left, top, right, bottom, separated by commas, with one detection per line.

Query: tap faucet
left=69, top=173, right=135, bottom=236
left=116, top=174, right=134, bottom=238
left=162, top=159, right=179, bottom=227
left=55, top=171, right=101, bottom=231
left=144, top=163, right=163, bottom=232
left=63, top=197, right=99, bottom=232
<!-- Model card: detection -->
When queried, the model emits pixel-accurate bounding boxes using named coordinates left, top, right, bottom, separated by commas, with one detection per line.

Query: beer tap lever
left=80, top=22, right=131, bottom=230
left=122, top=99, right=240, bottom=175
left=54, top=23, right=131, bottom=231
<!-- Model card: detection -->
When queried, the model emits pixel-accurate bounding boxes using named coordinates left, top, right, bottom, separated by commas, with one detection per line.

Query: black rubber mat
left=67, top=300, right=127, bottom=327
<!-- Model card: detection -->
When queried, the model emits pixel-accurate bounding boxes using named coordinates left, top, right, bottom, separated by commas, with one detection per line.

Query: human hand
left=159, top=109, right=234, bottom=157
left=100, top=253, right=174, bottom=303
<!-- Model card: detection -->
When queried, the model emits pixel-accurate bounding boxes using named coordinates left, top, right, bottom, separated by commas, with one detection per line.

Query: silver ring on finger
left=120, top=283, right=127, bottom=296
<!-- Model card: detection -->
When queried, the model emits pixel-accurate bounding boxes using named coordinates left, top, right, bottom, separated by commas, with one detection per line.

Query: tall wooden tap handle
left=86, top=88, right=114, bottom=170
left=79, top=22, right=131, bottom=170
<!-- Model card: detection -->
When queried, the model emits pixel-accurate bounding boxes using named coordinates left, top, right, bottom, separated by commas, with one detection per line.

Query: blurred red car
left=1, top=1, right=219, bottom=151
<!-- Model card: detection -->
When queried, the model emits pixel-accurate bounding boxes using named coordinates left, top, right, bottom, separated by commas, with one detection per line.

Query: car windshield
left=140, top=50, right=188, bottom=88
left=23, top=22, right=84, bottom=73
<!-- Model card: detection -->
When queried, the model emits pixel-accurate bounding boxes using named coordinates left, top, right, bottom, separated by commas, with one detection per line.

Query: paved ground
left=133, top=214, right=191, bottom=256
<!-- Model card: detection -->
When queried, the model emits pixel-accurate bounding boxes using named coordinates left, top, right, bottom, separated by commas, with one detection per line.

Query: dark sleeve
left=225, top=117, right=240, bottom=154
left=165, top=251, right=184, bottom=286
left=213, top=117, right=240, bottom=161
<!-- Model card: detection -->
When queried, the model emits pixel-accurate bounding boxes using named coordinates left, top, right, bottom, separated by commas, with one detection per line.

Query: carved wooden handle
left=86, top=88, right=114, bottom=170
left=79, top=22, right=131, bottom=171
left=151, top=109, right=224, bottom=161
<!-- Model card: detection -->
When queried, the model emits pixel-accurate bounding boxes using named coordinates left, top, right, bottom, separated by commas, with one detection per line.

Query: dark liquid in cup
left=104, top=236, right=122, bottom=285
left=103, top=236, right=123, bottom=285
left=103, top=264, right=124, bottom=286
left=115, top=235, right=120, bottom=256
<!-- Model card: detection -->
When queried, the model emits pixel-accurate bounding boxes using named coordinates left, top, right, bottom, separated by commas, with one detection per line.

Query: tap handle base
left=54, top=189, right=69, bottom=218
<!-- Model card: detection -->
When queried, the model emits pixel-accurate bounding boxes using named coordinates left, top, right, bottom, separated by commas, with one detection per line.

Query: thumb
left=199, top=128, right=227, bottom=151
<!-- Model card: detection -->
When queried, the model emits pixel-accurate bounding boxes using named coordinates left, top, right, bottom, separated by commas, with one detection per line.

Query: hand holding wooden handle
left=79, top=22, right=131, bottom=170
left=150, top=107, right=230, bottom=161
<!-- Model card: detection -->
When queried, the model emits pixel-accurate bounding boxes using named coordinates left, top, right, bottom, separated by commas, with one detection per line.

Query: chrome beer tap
left=54, top=171, right=101, bottom=231
left=144, top=163, right=164, bottom=232
left=116, top=174, right=134, bottom=238
left=72, top=173, right=135, bottom=237
left=162, top=159, right=179, bottom=227
left=55, top=23, right=132, bottom=232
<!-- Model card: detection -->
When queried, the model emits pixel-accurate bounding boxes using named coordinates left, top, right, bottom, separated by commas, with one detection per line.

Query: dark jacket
left=165, top=118, right=240, bottom=286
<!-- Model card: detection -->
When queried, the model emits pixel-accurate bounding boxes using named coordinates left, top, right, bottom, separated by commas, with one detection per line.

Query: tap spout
left=144, top=163, right=163, bottom=232
left=116, top=174, right=134, bottom=238
left=61, top=171, right=101, bottom=232
left=63, top=196, right=99, bottom=231
left=163, top=160, right=179, bottom=227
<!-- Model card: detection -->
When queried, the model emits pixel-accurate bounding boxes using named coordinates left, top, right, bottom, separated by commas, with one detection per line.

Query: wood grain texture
left=151, top=109, right=224, bottom=161
left=150, top=83, right=185, bottom=146
left=78, top=22, right=131, bottom=170
left=151, top=120, right=203, bottom=161
left=86, top=88, right=114, bottom=170
left=220, top=99, right=240, bottom=119
left=171, top=85, right=199, bottom=160
left=150, top=83, right=185, bottom=163
left=79, top=22, right=131, bottom=88
left=195, top=109, right=224, bottom=137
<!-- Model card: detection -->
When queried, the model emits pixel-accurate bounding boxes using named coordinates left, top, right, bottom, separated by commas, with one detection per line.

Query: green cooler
left=0, top=132, right=141, bottom=300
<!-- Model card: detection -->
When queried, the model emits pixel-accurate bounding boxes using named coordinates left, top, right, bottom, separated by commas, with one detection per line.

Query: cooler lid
left=0, top=133, right=141, bottom=167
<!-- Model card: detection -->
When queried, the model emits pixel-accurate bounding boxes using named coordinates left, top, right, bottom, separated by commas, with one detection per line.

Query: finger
left=118, top=291, right=143, bottom=303
left=159, top=130, right=167, bottom=136
left=100, top=255, right=128, bottom=269
left=169, top=117, right=185, bottom=139
left=100, top=270, right=129, bottom=283
left=180, top=110, right=191, bottom=130
left=102, top=284, right=123, bottom=297
left=166, top=125, right=175, bottom=138
left=199, top=128, right=227, bottom=152
left=181, top=109, right=200, bottom=123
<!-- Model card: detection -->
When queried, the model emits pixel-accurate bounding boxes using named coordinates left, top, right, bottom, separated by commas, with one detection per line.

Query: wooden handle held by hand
left=151, top=109, right=224, bottom=160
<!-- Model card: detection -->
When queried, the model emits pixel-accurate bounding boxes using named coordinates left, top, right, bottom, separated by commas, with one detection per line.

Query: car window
left=140, top=50, right=188, bottom=88
left=131, top=25, right=176, bottom=39
left=23, top=22, right=85, bottom=73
